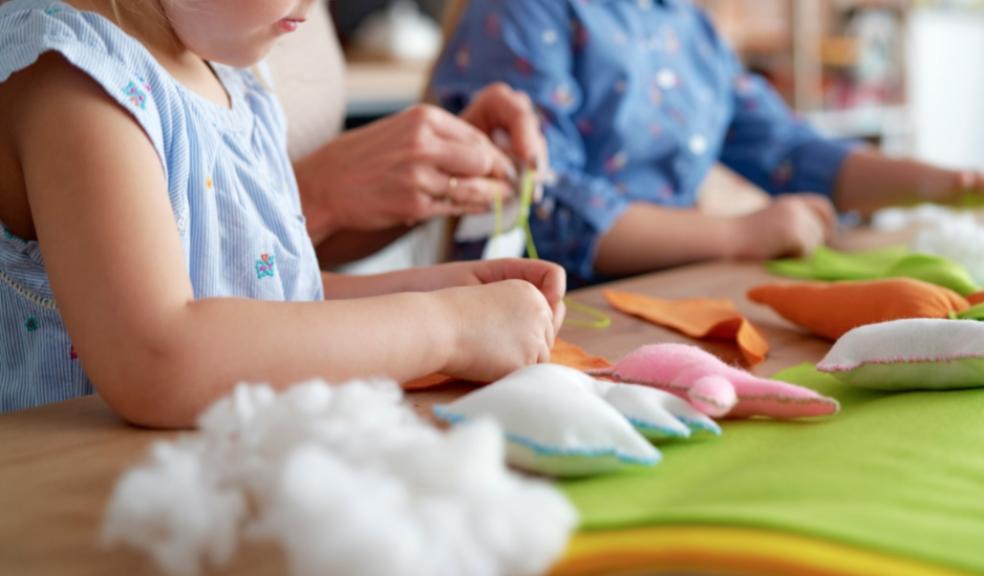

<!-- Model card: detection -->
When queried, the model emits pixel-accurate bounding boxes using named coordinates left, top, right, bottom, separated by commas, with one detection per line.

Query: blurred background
left=332, top=0, right=984, bottom=170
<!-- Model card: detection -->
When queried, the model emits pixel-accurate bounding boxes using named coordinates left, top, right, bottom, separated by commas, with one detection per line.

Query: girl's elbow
left=89, top=343, right=211, bottom=429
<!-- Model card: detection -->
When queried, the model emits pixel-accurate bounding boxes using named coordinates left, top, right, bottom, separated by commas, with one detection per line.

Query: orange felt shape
left=969, top=291, right=984, bottom=306
left=747, top=278, right=971, bottom=341
left=603, top=290, right=768, bottom=366
left=402, top=339, right=612, bottom=390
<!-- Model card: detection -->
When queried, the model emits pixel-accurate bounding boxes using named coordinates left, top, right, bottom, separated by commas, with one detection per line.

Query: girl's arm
left=15, top=56, right=557, bottom=429
left=593, top=196, right=836, bottom=277
left=834, top=148, right=984, bottom=215
left=323, top=259, right=565, bottom=305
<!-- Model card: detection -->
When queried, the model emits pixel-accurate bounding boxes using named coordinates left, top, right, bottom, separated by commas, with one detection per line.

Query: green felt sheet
left=767, top=246, right=979, bottom=295
left=561, top=363, right=984, bottom=573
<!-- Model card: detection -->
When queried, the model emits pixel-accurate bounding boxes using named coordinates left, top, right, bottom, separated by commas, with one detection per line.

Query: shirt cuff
left=786, top=135, right=859, bottom=198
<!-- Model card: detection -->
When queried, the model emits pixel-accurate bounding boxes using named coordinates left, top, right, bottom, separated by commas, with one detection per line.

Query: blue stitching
left=626, top=417, right=690, bottom=439
left=433, top=406, right=661, bottom=466
left=679, top=417, right=722, bottom=436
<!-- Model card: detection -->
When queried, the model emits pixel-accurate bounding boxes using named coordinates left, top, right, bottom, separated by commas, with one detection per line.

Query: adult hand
left=459, top=82, right=548, bottom=170
left=295, top=104, right=518, bottom=244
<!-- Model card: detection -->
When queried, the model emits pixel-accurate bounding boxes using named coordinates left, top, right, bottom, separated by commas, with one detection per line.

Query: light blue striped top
left=0, top=0, right=325, bottom=412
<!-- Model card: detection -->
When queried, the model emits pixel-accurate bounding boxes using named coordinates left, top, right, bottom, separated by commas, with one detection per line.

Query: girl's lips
left=277, top=18, right=305, bottom=33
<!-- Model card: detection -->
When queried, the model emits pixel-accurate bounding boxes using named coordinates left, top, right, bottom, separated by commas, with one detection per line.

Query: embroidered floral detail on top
left=122, top=81, right=147, bottom=110
left=256, top=253, right=276, bottom=279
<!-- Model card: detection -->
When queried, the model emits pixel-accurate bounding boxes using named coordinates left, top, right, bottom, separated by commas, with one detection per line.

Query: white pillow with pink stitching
left=817, top=319, right=984, bottom=390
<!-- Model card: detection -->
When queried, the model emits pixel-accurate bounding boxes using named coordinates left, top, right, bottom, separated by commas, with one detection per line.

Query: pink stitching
left=820, top=354, right=984, bottom=373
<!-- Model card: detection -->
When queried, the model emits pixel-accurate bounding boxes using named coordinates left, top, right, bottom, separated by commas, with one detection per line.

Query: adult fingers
left=408, top=105, right=516, bottom=180
left=445, top=176, right=514, bottom=208
left=462, top=83, right=546, bottom=168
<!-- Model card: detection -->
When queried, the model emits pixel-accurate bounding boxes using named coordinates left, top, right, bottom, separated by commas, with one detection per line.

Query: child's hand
left=919, top=167, right=984, bottom=205
left=728, top=194, right=836, bottom=260
left=423, top=259, right=566, bottom=319
left=435, top=280, right=560, bottom=382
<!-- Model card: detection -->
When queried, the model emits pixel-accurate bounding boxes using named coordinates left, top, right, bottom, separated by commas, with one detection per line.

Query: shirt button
left=690, top=135, right=708, bottom=156
left=657, top=69, right=678, bottom=90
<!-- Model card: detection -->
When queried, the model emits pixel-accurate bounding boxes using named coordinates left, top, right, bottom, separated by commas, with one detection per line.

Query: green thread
left=24, top=317, right=38, bottom=332
left=493, top=167, right=611, bottom=330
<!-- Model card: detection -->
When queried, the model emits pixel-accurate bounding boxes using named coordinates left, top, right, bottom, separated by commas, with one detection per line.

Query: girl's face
left=162, top=0, right=315, bottom=67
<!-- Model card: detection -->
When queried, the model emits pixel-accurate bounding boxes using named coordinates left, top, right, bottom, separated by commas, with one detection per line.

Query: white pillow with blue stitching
left=434, top=364, right=719, bottom=477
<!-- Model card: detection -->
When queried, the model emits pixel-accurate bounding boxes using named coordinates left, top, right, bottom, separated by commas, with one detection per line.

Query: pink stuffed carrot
left=595, top=344, right=839, bottom=420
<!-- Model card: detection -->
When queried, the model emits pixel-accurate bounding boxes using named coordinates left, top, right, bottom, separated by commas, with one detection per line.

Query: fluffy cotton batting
left=912, top=215, right=984, bottom=286
left=871, top=204, right=965, bottom=231
left=102, top=379, right=578, bottom=576
left=872, top=206, right=984, bottom=286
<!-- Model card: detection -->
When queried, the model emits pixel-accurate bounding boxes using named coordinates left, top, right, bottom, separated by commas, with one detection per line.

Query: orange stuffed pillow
left=748, top=278, right=970, bottom=341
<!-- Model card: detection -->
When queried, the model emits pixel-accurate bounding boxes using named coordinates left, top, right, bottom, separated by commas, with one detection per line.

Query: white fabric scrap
left=103, top=379, right=577, bottom=576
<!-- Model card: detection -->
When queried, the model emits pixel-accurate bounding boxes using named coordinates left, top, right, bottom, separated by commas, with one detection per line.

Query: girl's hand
left=728, top=194, right=837, bottom=260
left=296, top=104, right=517, bottom=244
left=918, top=167, right=984, bottom=205
left=434, top=280, right=559, bottom=382
left=408, top=259, right=567, bottom=332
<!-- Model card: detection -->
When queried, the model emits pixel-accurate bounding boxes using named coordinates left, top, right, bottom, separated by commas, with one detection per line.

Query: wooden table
left=0, top=228, right=910, bottom=575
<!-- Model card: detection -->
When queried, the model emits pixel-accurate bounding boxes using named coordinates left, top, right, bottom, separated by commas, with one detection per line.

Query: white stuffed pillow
left=434, top=364, right=718, bottom=477
left=817, top=318, right=984, bottom=390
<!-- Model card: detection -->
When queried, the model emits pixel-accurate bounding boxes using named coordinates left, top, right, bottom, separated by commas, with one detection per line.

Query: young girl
left=431, top=0, right=984, bottom=285
left=0, top=0, right=566, bottom=427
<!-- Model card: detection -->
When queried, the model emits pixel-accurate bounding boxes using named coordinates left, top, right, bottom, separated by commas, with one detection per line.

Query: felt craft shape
left=748, top=278, right=971, bottom=340
left=768, top=246, right=979, bottom=296
left=402, top=339, right=611, bottom=391
left=561, top=360, right=984, bottom=575
left=433, top=364, right=720, bottom=478
left=604, top=290, right=768, bottom=366
left=598, top=343, right=840, bottom=419
left=817, top=318, right=984, bottom=391
left=969, top=292, right=984, bottom=306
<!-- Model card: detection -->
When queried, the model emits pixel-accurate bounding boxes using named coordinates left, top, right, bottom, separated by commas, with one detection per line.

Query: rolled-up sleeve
left=718, top=51, right=856, bottom=199
left=431, top=0, right=628, bottom=283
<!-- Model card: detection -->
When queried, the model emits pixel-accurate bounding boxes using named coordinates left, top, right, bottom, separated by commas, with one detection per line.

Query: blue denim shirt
left=432, top=0, right=854, bottom=283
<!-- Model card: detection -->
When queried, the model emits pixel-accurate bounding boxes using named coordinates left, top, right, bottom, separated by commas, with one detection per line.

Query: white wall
left=909, top=8, right=984, bottom=169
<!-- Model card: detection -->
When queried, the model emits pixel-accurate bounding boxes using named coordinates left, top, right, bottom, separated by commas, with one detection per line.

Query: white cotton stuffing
left=101, top=441, right=247, bottom=576
left=871, top=204, right=964, bottom=231
left=912, top=216, right=984, bottom=286
left=872, top=206, right=984, bottom=286
left=103, top=379, right=578, bottom=576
